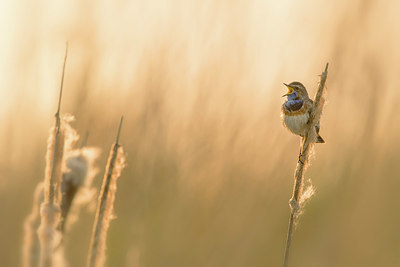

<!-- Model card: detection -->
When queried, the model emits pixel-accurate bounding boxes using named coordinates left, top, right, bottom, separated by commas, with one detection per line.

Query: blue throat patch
left=287, top=91, right=297, bottom=100
left=285, top=92, right=303, bottom=111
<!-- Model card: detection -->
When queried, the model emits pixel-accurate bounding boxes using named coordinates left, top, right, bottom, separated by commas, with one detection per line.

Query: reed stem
left=38, top=43, right=69, bottom=267
left=87, top=116, right=125, bottom=267
left=283, top=63, right=329, bottom=267
left=48, top=43, right=68, bottom=204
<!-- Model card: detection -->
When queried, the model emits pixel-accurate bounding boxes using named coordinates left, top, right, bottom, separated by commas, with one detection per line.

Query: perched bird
left=281, top=82, right=325, bottom=143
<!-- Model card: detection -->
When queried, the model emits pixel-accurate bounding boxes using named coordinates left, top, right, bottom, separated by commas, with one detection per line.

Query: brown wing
left=307, top=99, right=324, bottom=141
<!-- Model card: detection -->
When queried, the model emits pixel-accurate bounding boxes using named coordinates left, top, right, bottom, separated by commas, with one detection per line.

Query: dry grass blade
left=87, top=116, right=126, bottom=267
left=283, top=63, right=329, bottom=267
left=48, top=42, right=68, bottom=204
left=38, top=43, right=68, bottom=267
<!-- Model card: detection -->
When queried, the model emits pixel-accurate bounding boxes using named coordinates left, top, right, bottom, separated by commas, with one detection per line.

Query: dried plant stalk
left=23, top=183, right=44, bottom=267
left=38, top=44, right=68, bottom=267
left=283, top=63, right=329, bottom=267
left=87, top=117, right=125, bottom=267
left=38, top=120, right=65, bottom=267
left=50, top=146, right=99, bottom=267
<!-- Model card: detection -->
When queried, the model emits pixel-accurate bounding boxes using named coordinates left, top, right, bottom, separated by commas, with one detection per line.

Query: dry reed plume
left=53, top=145, right=99, bottom=267
left=87, top=117, right=126, bottom=267
left=37, top=45, right=69, bottom=267
left=54, top=145, right=100, bottom=267
left=24, top=44, right=101, bottom=267
left=59, top=146, right=100, bottom=233
left=283, top=63, right=329, bottom=267
left=23, top=183, right=44, bottom=267
left=24, top=122, right=99, bottom=267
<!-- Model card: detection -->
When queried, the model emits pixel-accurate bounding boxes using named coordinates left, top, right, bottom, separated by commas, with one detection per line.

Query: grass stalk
left=283, top=63, right=329, bottom=267
left=38, top=43, right=68, bottom=267
left=87, top=117, right=126, bottom=267
left=23, top=183, right=44, bottom=267
left=48, top=43, right=68, bottom=204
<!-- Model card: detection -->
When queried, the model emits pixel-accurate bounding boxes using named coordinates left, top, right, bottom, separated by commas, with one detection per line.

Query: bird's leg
left=298, top=138, right=304, bottom=164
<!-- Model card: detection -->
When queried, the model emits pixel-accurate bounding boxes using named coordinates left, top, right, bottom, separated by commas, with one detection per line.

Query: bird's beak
left=282, top=83, right=293, bottom=97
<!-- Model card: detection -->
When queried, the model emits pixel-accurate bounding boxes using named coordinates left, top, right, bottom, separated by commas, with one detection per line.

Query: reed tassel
left=38, top=43, right=68, bottom=267
left=23, top=183, right=44, bottom=267
left=58, top=146, right=100, bottom=233
left=87, top=117, right=126, bottom=267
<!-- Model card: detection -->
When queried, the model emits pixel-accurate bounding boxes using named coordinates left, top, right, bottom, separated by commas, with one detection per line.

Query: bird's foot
left=298, top=153, right=304, bottom=165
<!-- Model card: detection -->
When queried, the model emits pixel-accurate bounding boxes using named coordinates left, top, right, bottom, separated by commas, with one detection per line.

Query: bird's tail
left=316, top=135, right=325, bottom=143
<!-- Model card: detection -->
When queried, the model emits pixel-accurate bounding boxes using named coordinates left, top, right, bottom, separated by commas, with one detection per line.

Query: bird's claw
left=298, top=154, right=304, bottom=165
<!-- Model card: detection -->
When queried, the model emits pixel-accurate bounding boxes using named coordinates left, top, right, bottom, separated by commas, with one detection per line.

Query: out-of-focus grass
left=1, top=0, right=400, bottom=266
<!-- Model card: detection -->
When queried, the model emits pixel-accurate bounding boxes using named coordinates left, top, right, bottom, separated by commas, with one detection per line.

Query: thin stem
left=283, top=63, right=329, bottom=267
left=115, top=116, right=123, bottom=145
left=56, top=42, right=68, bottom=116
left=283, top=213, right=295, bottom=267
left=48, top=42, right=68, bottom=204
left=87, top=117, right=124, bottom=267
left=39, top=42, right=69, bottom=267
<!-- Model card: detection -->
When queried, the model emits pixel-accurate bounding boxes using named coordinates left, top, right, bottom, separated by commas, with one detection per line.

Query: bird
left=281, top=81, right=325, bottom=143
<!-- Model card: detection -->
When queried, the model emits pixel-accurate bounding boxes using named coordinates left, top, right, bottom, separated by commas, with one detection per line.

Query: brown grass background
left=1, top=0, right=400, bottom=266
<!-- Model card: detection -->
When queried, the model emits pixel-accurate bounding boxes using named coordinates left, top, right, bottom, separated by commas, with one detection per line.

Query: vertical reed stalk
left=23, top=183, right=44, bottom=267
left=283, top=63, right=329, bottom=267
left=87, top=117, right=126, bottom=267
left=38, top=44, right=68, bottom=267
left=47, top=44, right=68, bottom=205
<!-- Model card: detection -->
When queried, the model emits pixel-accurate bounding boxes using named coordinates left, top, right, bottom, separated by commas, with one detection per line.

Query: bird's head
left=282, top=82, right=309, bottom=100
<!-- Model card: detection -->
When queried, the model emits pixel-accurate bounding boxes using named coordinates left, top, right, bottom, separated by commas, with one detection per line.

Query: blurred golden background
left=1, top=0, right=400, bottom=266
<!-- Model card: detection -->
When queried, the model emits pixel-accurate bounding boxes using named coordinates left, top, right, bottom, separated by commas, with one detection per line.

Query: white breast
left=283, top=113, right=309, bottom=136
